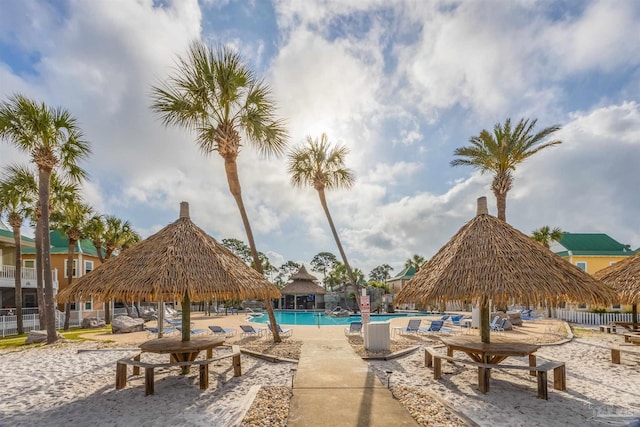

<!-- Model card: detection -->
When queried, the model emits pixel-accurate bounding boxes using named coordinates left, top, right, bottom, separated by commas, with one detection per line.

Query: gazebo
left=280, top=266, right=326, bottom=310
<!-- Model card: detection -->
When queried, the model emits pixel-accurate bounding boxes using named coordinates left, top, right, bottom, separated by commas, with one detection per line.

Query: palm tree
left=84, top=214, right=106, bottom=264
left=451, top=118, right=561, bottom=222
left=151, top=41, right=288, bottom=342
left=404, top=254, right=426, bottom=272
left=0, top=164, right=36, bottom=334
left=0, top=94, right=90, bottom=343
left=51, top=200, right=93, bottom=329
left=288, top=133, right=358, bottom=301
left=101, top=215, right=134, bottom=321
left=531, top=226, right=564, bottom=249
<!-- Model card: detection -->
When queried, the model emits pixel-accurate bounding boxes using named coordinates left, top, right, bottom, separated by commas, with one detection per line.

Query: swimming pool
left=248, top=310, right=437, bottom=326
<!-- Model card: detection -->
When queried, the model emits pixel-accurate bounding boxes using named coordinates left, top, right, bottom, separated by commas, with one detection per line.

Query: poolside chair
left=239, top=324, right=266, bottom=337
left=176, top=326, right=208, bottom=335
left=440, top=315, right=450, bottom=321
left=489, top=316, right=500, bottom=330
left=400, top=319, right=423, bottom=334
left=423, top=319, right=453, bottom=333
left=448, top=315, right=466, bottom=326
left=267, top=323, right=293, bottom=337
left=208, top=325, right=237, bottom=337
left=345, top=321, right=363, bottom=336
left=144, top=326, right=178, bottom=337
left=490, top=318, right=507, bottom=332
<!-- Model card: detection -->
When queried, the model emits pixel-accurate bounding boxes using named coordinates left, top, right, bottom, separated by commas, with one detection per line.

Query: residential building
left=385, top=266, right=416, bottom=309
left=0, top=220, right=53, bottom=309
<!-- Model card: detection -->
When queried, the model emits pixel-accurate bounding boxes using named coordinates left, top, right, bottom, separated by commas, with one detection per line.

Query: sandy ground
left=1, top=312, right=640, bottom=426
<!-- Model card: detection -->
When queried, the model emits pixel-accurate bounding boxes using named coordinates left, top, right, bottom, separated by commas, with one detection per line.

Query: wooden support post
left=144, top=367, right=155, bottom=396
left=536, top=370, right=548, bottom=400
left=199, top=364, right=209, bottom=390
left=233, top=353, right=242, bottom=377
left=611, top=348, right=621, bottom=364
left=425, top=350, right=433, bottom=368
left=478, top=367, right=490, bottom=393
left=115, top=362, right=127, bottom=390
left=433, top=356, right=442, bottom=380
left=133, top=354, right=141, bottom=376
left=207, top=348, right=213, bottom=359
left=529, top=354, right=537, bottom=376
left=553, top=365, right=566, bottom=391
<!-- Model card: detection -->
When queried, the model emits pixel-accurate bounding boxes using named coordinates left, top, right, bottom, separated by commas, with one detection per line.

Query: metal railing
left=0, top=265, right=58, bottom=286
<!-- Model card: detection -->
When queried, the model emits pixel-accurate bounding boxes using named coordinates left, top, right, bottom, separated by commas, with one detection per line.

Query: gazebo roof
left=594, top=251, right=640, bottom=304
left=281, top=265, right=326, bottom=295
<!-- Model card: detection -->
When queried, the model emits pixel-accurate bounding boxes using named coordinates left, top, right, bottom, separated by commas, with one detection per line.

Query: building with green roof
left=0, top=220, right=40, bottom=309
left=553, top=232, right=636, bottom=274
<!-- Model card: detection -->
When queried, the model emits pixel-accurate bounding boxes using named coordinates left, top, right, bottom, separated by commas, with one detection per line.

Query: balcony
left=0, top=265, right=58, bottom=290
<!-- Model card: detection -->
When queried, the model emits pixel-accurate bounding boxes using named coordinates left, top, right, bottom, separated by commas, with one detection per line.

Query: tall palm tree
left=451, top=118, right=561, bottom=222
left=404, top=254, right=426, bottom=272
left=51, top=200, right=92, bottom=329
left=531, top=226, right=564, bottom=249
left=151, top=41, right=288, bottom=342
left=288, top=133, right=358, bottom=301
left=0, top=94, right=91, bottom=343
left=0, top=164, right=36, bottom=334
left=84, top=214, right=106, bottom=264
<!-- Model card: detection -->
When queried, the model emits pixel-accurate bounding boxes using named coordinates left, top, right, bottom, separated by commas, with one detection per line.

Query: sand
left=2, top=313, right=640, bottom=426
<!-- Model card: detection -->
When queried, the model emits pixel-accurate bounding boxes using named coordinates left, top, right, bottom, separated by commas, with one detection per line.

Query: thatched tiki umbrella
left=396, top=197, right=616, bottom=343
left=57, top=202, right=281, bottom=342
left=594, top=251, right=640, bottom=329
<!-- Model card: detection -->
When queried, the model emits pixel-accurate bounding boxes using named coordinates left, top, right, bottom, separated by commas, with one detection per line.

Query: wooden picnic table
left=140, top=335, right=225, bottom=367
left=613, top=322, right=640, bottom=331
left=441, top=336, right=540, bottom=365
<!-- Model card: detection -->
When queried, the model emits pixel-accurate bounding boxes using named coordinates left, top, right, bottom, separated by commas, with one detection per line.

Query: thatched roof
left=594, top=251, right=640, bottom=304
left=281, top=265, right=326, bottom=295
left=396, top=197, right=617, bottom=306
left=57, top=202, right=281, bottom=303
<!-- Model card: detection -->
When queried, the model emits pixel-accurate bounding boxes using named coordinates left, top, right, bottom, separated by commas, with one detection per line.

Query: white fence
left=555, top=308, right=633, bottom=325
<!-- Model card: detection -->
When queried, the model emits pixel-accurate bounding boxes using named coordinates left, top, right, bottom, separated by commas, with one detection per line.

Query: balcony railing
left=0, top=265, right=58, bottom=289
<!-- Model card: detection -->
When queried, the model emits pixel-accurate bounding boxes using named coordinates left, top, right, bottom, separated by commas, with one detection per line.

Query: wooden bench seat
left=611, top=344, right=640, bottom=365
left=599, top=324, right=616, bottom=333
left=116, top=345, right=241, bottom=395
left=425, top=347, right=566, bottom=400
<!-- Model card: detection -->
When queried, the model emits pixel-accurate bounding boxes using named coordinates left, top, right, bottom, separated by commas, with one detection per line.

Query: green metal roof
left=389, top=266, right=416, bottom=280
left=22, top=230, right=105, bottom=257
left=555, top=233, right=635, bottom=256
left=0, top=225, right=36, bottom=246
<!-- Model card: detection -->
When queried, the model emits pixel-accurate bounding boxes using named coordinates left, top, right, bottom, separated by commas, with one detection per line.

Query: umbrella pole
left=182, top=293, right=191, bottom=342
left=633, top=304, right=638, bottom=331
left=480, top=304, right=490, bottom=344
left=158, top=298, right=164, bottom=339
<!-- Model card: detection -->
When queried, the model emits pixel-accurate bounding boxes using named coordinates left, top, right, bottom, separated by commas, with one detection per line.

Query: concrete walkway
left=287, top=327, right=418, bottom=427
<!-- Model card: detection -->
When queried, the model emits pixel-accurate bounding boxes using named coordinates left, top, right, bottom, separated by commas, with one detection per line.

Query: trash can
left=365, top=322, right=390, bottom=351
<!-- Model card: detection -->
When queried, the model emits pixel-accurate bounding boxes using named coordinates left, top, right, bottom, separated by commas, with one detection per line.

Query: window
left=611, top=304, right=621, bottom=311
left=577, top=303, right=588, bottom=310
left=84, top=300, right=92, bottom=310
left=24, top=260, right=35, bottom=269
left=84, top=261, right=94, bottom=275
left=575, top=262, right=587, bottom=272
left=64, top=259, right=78, bottom=278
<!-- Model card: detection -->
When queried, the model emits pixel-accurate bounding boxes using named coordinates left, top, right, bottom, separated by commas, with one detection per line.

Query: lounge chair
left=176, top=326, right=208, bottom=335
left=239, top=324, right=267, bottom=337
left=489, top=316, right=500, bottom=329
left=448, top=315, right=467, bottom=326
left=267, top=323, right=293, bottom=337
left=424, top=319, right=454, bottom=333
left=144, top=326, right=178, bottom=337
left=491, top=318, right=508, bottom=332
left=208, top=325, right=237, bottom=337
left=399, top=319, right=424, bottom=334
left=345, top=321, right=363, bottom=336
left=440, top=315, right=450, bottom=321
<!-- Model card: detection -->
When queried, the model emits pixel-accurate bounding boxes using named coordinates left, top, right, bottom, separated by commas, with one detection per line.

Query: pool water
left=248, top=310, right=437, bottom=326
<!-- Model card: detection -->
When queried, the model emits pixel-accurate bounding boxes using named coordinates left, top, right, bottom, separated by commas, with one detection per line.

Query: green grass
left=0, top=326, right=113, bottom=350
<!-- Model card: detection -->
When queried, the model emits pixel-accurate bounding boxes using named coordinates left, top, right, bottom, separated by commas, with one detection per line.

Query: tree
left=151, top=41, right=288, bottom=342
left=0, top=164, right=36, bottom=334
left=310, top=252, right=338, bottom=288
left=531, top=226, right=564, bottom=249
left=404, top=254, right=426, bottom=272
left=275, top=260, right=301, bottom=287
left=0, top=95, right=90, bottom=344
left=369, top=264, right=393, bottom=283
left=451, top=118, right=561, bottom=222
left=50, top=200, right=92, bottom=330
left=222, top=238, right=252, bottom=263
left=84, top=214, right=106, bottom=264
left=288, top=133, right=358, bottom=299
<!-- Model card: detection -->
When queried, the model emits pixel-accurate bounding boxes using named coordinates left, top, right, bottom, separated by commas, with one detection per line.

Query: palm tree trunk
left=94, top=244, right=104, bottom=264
left=224, top=158, right=281, bottom=343
left=496, top=191, right=507, bottom=222
left=64, top=240, right=76, bottom=330
left=35, top=216, right=46, bottom=329
left=317, top=188, right=360, bottom=306
left=10, top=218, right=24, bottom=334
left=39, top=169, right=57, bottom=344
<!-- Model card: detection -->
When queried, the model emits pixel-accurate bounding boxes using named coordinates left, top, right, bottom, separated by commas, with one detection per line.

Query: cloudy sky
left=1, top=0, right=639, bottom=278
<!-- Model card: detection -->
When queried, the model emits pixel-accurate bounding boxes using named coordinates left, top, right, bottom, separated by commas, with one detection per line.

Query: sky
left=1, top=0, right=639, bottom=279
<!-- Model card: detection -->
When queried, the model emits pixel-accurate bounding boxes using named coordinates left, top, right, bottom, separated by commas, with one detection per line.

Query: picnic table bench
left=599, top=324, right=616, bottom=333
left=611, top=343, right=640, bottom=365
left=425, top=346, right=566, bottom=400
left=116, top=345, right=241, bottom=395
